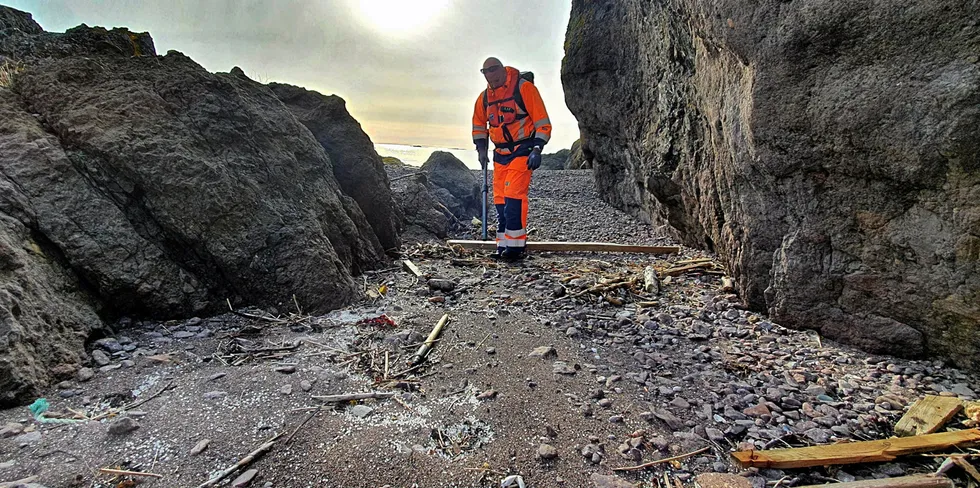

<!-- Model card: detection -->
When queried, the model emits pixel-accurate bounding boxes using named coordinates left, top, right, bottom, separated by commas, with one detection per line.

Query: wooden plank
left=401, top=260, right=423, bottom=278
left=894, top=396, right=964, bottom=437
left=447, top=240, right=680, bottom=254
left=797, top=474, right=952, bottom=488
left=662, top=262, right=716, bottom=276
left=731, top=428, right=980, bottom=469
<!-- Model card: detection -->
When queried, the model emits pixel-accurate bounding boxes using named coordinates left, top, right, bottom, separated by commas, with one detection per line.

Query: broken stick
left=0, top=477, right=39, bottom=488
left=951, top=455, right=980, bottom=483
left=732, top=428, right=980, bottom=469
left=613, top=446, right=710, bottom=471
left=312, top=391, right=396, bottom=403
left=285, top=406, right=321, bottom=445
left=796, top=474, right=952, bottom=488
left=197, top=432, right=282, bottom=488
left=662, top=261, right=715, bottom=276
left=410, top=314, right=449, bottom=366
left=98, top=468, right=163, bottom=479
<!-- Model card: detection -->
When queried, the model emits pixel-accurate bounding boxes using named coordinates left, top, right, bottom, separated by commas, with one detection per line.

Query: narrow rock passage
left=0, top=171, right=977, bottom=488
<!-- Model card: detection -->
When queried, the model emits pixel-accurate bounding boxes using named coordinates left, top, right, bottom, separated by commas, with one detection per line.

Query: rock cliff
left=562, top=0, right=979, bottom=367
left=0, top=6, right=397, bottom=404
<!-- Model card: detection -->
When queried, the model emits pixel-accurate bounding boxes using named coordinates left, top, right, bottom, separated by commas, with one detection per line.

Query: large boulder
left=391, top=176, right=451, bottom=240
left=563, top=1, right=980, bottom=367
left=0, top=6, right=397, bottom=403
left=421, top=151, right=482, bottom=221
left=269, top=82, right=403, bottom=251
left=564, top=139, right=590, bottom=170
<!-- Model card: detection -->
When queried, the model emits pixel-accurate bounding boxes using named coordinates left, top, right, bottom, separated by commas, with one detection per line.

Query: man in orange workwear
left=472, top=57, right=552, bottom=260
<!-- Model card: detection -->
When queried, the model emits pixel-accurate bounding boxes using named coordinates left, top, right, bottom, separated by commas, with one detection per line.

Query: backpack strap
left=513, top=78, right=527, bottom=115
left=483, top=79, right=529, bottom=114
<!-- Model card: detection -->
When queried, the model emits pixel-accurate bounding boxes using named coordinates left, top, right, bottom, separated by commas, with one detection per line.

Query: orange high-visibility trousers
left=493, top=156, right=531, bottom=251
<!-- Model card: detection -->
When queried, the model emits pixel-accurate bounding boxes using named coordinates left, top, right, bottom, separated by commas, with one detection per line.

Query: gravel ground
left=1, top=170, right=978, bottom=488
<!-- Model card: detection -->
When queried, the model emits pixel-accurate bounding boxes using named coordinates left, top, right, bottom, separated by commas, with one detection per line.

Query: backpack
left=483, top=71, right=534, bottom=114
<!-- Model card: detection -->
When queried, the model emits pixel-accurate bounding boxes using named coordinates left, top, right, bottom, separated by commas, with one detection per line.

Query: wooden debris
left=0, top=476, right=39, bottom=488
left=402, top=259, right=424, bottom=278
left=214, top=340, right=301, bottom=366
left=88, top=380, right=175, bottom=422
left=643, top=266, right=661, bottom=294
left=410, top=314, right=449, bottom=366
left=894, top=396, right=964, bottom=437
left=951, top=455, right=980, bottom=483
left=285, top=406, right=321, bottom=445
left=675, top=257, right=714, bottom=265
left=613, top=446, right=710, bottom=472
left=312, top=391, right=397, bottom=403
left=197, top=432, right=282, bottom=488
left=732, top=428, right=980, bottom=469
left=447, top=239, right=680, bottom=254
left=98, top=468, right=163, bottom=478
left=662, top=261, right=717, bottom=276
left=721, top=276, right=735, bottom=292
left=694, top=473, right=752, bottom=488
left=796, top=474, right=953, bottom=488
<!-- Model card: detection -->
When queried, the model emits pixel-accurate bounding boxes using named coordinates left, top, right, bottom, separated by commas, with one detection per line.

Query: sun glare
left=355, top=0, right=450, bottom=37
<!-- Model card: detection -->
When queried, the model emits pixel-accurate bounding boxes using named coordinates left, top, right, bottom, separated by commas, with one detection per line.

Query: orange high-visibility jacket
left=472, top=67, right=551, bottom=161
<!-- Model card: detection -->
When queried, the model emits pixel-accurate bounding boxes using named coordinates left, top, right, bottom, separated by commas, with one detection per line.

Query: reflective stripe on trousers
left=493, top=155, right=532, bottom=251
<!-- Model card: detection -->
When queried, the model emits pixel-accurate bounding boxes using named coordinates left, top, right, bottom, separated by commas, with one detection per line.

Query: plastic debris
left=501, top=474, right=525, bottom=488
left=356, top=314, right=397, bottom=327
left=28, top=398, right=49, bottom=418
left=28, top=398, right=84, bottom=424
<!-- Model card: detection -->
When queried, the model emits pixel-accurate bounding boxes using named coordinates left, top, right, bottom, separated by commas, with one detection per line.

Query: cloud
left=8, top=0, right=578, bottom=149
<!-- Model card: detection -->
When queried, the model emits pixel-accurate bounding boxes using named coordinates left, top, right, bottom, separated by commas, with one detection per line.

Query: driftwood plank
left=447, top=240, right=680, bottom=254
left=894, top=396, right=964, bottom=437
left=402, top=260, right=423, bottom=278
left=797, top=474, right=952, bottom=488
left=732, top=429, right=980, bottom=469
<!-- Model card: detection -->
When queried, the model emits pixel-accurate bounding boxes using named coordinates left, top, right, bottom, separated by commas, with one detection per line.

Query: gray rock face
left=421, top=151, right=481, bottom=221
left=562, top=0, right=980, bottom=368
left=269, top=82, right=403, bottom=251
left=0, top=207, right=102, bottom=406
left=564, top=139, right=590, bottom=170
left=391, top=176, right=450, bottom=239
left=0, top=5, right=42, bottom=36
left=0, top=7, right=396, bottom=404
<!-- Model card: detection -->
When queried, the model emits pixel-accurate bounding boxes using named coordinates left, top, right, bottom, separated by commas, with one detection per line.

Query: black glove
left=476, top=139, right=489, bottom=170
left=527, top=147, right=542, bottom=170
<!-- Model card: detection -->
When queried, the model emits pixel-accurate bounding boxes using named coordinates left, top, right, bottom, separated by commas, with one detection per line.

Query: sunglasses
left=480, top=65, right=502, bottom=74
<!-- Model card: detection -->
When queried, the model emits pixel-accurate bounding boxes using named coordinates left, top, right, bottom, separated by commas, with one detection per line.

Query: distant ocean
left=375, top=143, right=479, bottom=170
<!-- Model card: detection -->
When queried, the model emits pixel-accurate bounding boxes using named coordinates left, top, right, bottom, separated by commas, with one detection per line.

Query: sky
left=5, top=0, right=578, bottom=151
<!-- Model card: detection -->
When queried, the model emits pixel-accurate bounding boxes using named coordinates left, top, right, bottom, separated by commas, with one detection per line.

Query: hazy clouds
left=7, top=0, right=577, bottom=150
